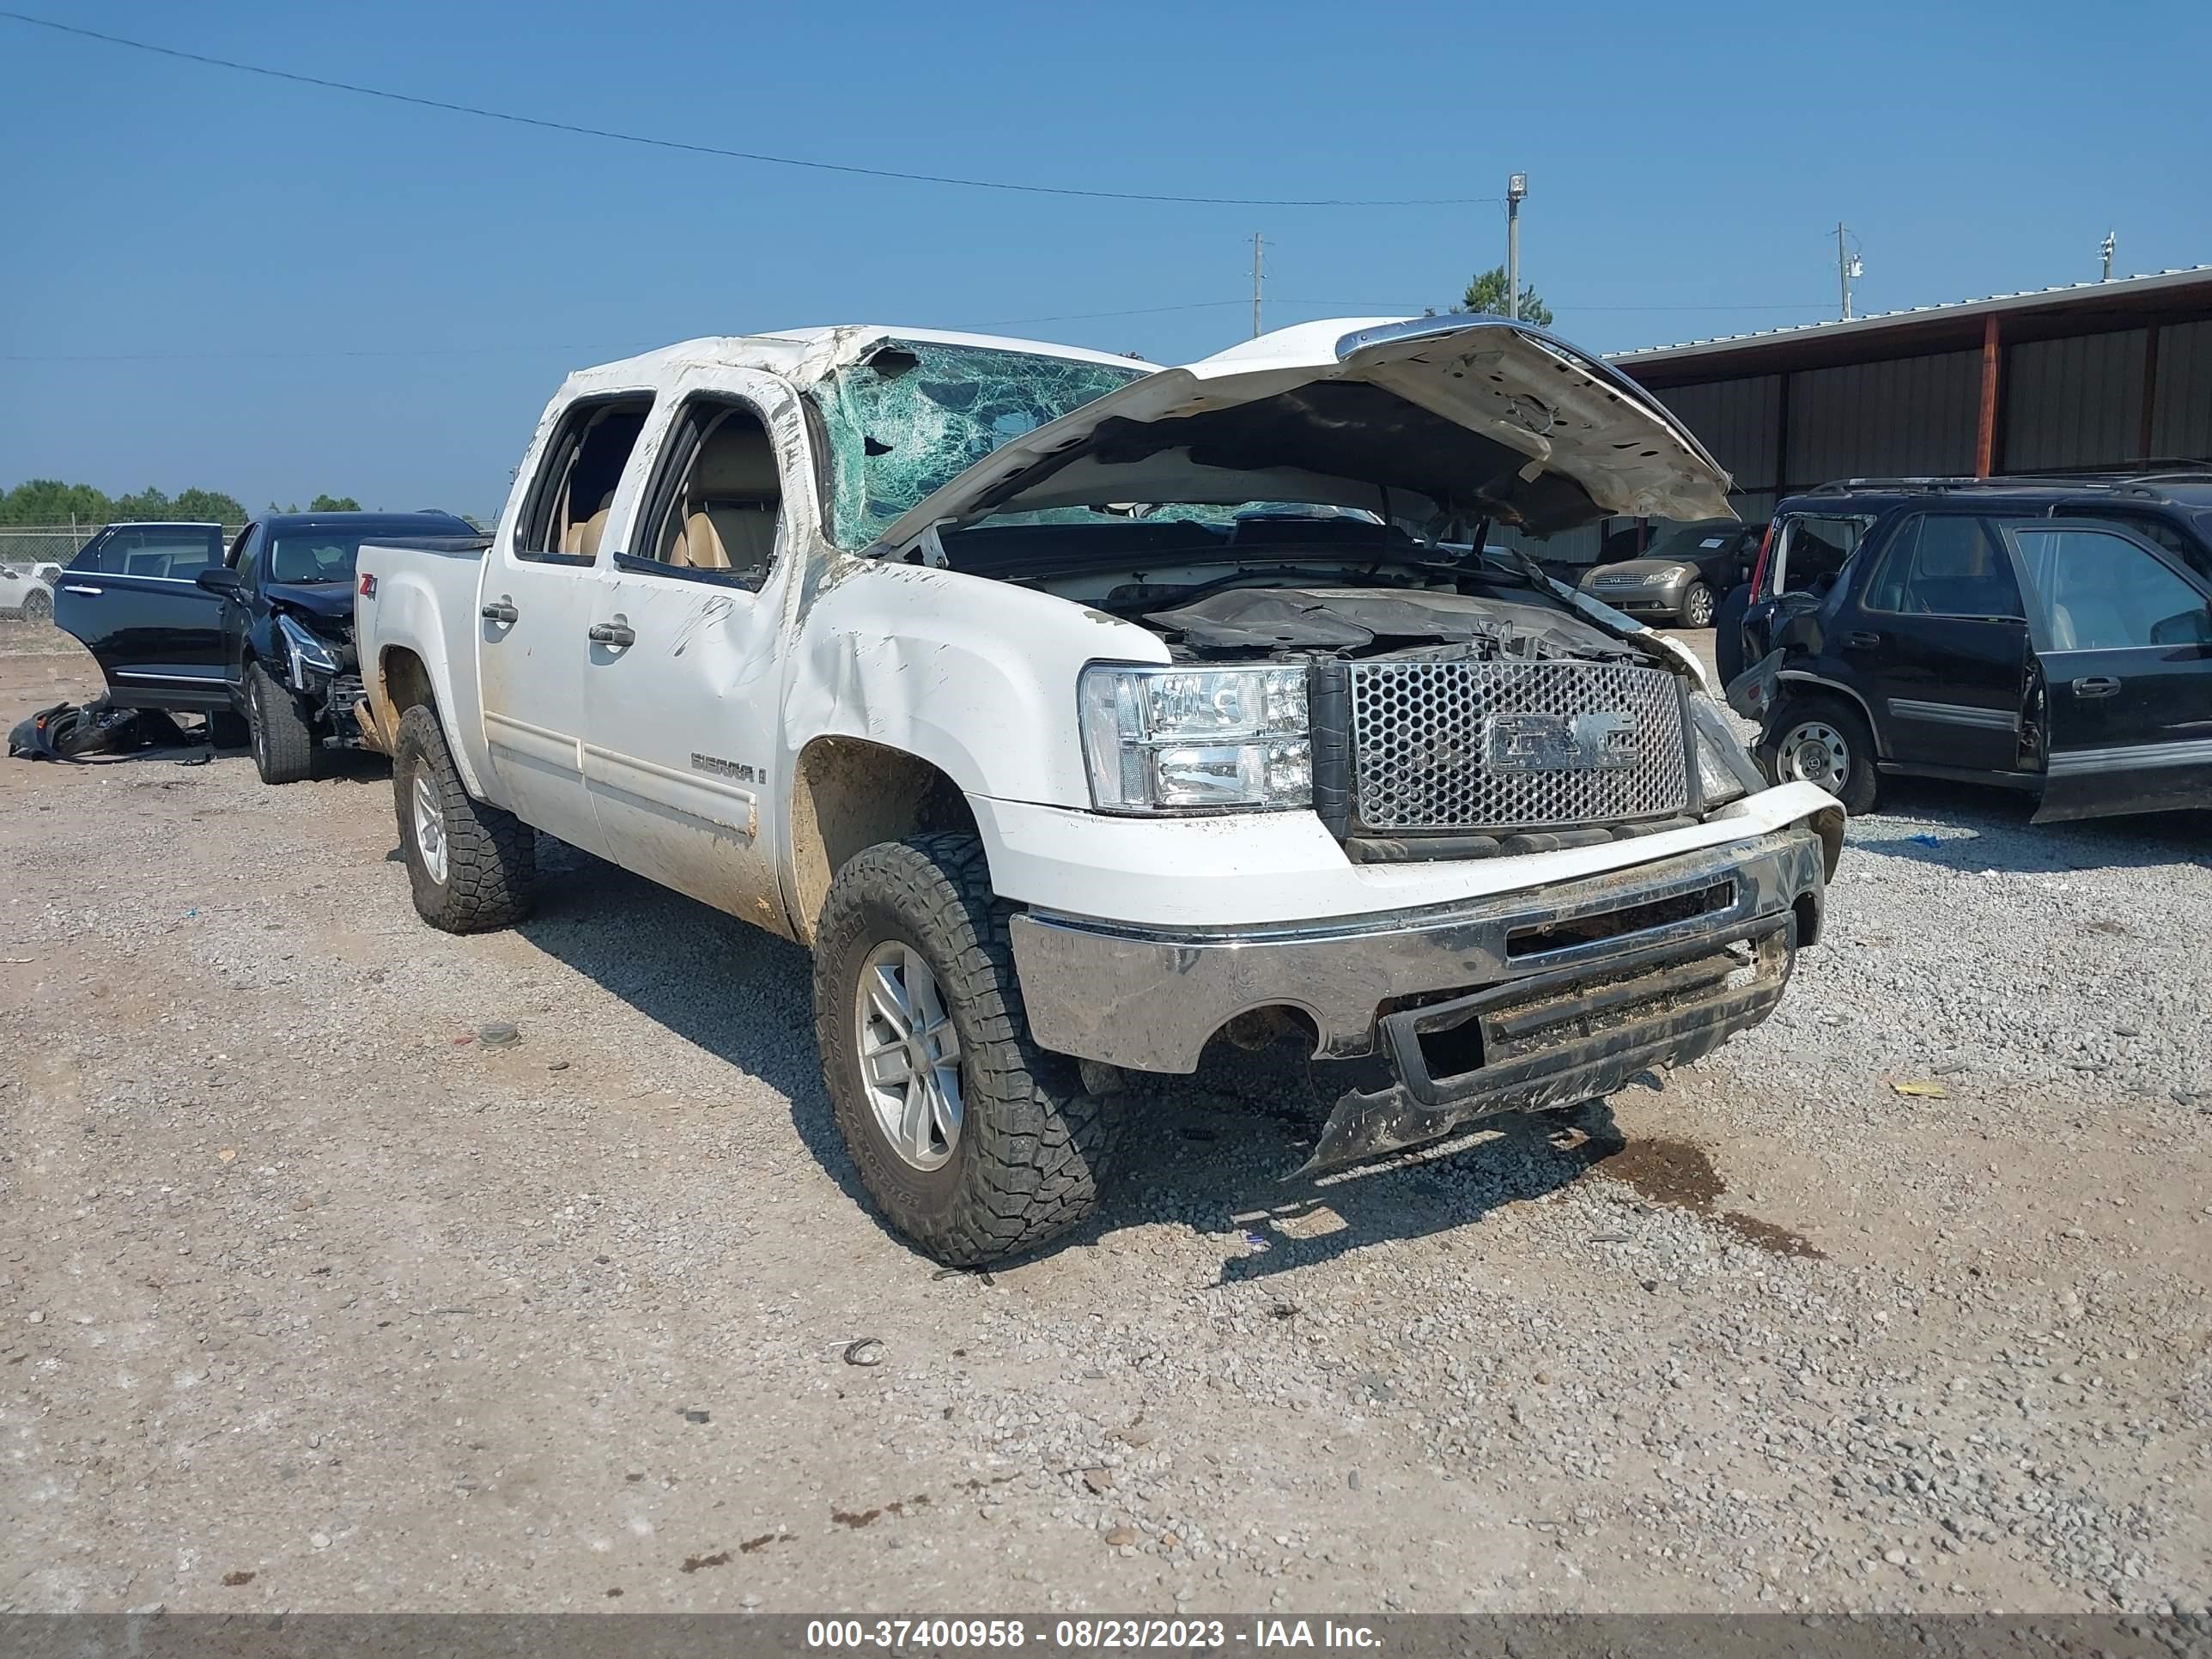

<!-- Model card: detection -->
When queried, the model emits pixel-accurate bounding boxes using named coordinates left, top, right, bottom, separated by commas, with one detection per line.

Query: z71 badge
left=1485, top=710, right=1639, bottom=771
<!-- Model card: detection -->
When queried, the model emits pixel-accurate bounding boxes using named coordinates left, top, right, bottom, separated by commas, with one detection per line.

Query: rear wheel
left=244, top=659, right=317, bottom=784
left=20, top=586, right=52, bottom=625
left=1679, top=580, right=1717, bottom=628
left=392, top=703, right=535, bottom=933
left=814, top=834, right=1119, bottom=1266
left=1758, top=696, right=1878, bottom=815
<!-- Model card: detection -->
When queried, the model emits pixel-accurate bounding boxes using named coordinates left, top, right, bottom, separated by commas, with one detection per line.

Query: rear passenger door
left=52, top=526, right=229, bottom=709
left=1845, top=513, right=2029, bottom=774
left=476, top=395, right=652, bottom=859
left=2002, top=520, right=2212, bottom=822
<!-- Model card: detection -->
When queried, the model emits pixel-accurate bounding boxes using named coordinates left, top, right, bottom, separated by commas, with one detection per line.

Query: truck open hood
left=872, top=317, right=1733, bottom=549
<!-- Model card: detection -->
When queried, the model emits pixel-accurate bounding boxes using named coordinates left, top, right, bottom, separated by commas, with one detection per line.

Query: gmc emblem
left=1485, top=710, right=1639, bottom=772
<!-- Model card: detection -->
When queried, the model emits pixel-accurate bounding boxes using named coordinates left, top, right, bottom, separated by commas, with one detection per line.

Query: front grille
left=1346, top=659, right=1688, bottom=834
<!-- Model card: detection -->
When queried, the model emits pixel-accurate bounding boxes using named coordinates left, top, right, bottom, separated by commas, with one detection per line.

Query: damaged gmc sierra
left=355, top=318, right=1844, bottom=1265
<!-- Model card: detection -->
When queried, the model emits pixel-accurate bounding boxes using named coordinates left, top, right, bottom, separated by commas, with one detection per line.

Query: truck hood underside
left=1143, top=582, right=1629, bottom=660
left=872, top=318, right=1735, bottom=548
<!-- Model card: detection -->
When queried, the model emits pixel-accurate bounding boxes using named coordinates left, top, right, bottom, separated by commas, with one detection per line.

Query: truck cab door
left=476, top=394, right=653, bottom=860
left=576, top=384, right=792, bottom=932
left=2000, top=519, right=2212, bottom=823
left=52, top=525, right=230, bottom=709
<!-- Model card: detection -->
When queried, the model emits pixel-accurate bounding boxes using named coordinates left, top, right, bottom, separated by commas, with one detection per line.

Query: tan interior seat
left=562, top=490, right=614, bottom=557
left=678, top=418, right=781, bottom=578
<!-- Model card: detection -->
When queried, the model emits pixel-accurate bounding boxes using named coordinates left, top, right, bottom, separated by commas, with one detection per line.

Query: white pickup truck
left=356, top=318, right=1843, bottom=1265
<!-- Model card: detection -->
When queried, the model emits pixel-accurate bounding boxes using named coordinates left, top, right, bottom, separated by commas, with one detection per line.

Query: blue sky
left=3, top=0, right=2207, bottom=520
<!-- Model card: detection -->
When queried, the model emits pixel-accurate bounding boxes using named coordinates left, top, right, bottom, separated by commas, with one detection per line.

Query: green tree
left=308, top=494, right=361, bottom=512
left=173, top=488, right=248, bottom=524
left=1455, top=266, right=1553, bottom=327
left=0, top=478, right=114, bottom=526
left=112, top=486, right=173, bottom=520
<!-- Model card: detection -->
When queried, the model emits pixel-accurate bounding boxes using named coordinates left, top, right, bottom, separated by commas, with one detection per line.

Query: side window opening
left=1868, top=515, right=2022, bottom=619
left=635, top=400, right=785, bottom=590
left=2018, top=529, right=2212, bottom=651
left=82, top=526, right=222, bottom=580
left=519, top=397, right=652, bottom=562
left=1775, top=514, right=1869, bottom=597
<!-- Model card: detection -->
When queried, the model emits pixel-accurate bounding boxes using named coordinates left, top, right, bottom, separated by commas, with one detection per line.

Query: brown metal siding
left=2150, top=319, right=2212, bottom=457
left=1652, top=377, right=1783, bottom=490
left=2002, top=329, right=2147, bottom=471
left=1785, top=350, right=1981, bottom=483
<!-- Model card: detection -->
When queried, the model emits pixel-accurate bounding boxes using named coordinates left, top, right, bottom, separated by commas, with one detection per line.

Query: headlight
left=276, top=612, right=340, bottom=687
left=1688, top=692, right=1763, bottom=809
left=1079, top=663, right=1311, bottom=813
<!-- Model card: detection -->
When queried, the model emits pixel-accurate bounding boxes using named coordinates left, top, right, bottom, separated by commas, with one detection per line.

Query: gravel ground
left=1, top=626, right=2208, bottom=1616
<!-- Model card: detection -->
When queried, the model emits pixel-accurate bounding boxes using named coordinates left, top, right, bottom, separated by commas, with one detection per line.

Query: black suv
left=55, top=511, right=478, bottom=783
left=1724, top=472, right=2212, bottom=822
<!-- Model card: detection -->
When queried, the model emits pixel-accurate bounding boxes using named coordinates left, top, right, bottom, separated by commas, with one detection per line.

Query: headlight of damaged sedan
left=276, top=612, right=340, bottom=688
left=1079, top=664, right=1310, bottom=813
left=1688, top=691, right=1765, bottom=809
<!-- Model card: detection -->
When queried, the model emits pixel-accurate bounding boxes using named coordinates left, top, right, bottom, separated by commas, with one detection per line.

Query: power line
left=3, top=299, right=1843, bottom=362
left=0, top=10, right=1498, bottom=210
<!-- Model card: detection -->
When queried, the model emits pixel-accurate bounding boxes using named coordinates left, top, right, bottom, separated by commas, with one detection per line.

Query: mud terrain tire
left=814, top=834, right=1120, bottom=1266
left=392, top=702, right=535, bottom=933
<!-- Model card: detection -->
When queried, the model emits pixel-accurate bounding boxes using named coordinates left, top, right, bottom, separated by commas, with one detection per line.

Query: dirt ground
left=2, top=623, right=2207, bottom=1616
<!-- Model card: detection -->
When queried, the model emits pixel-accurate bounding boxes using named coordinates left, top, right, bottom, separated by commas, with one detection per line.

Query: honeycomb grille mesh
left=1348, top=659, right=1688, bottom=833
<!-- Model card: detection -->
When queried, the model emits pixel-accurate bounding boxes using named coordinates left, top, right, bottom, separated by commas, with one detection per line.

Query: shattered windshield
left=809, top=339, right=1148, bottom=549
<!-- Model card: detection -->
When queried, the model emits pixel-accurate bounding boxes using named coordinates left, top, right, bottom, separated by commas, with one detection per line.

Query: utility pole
left=1251, top=232, right=1265, bottom=338
left=1835, top=222, right=1863, bottom=320
left=1505, top=173, right=1528, bottom=320
left=2100, top=230, right=2116, bottom=282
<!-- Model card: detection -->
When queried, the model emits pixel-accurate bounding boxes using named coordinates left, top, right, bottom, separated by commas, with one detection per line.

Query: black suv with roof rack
left=1720, top=469, right=2212, bottom=822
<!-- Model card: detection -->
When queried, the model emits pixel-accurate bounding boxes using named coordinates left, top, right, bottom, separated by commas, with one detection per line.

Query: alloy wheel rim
left=853, top=940, right=963, bottom=1172
left=1686, top=586, right=1714, bottom=625
left=250, top=681, right=267, bottom=766
left=412, top=769, right=448, bottom=884
left=1780, top=720, right=1850, bottom=791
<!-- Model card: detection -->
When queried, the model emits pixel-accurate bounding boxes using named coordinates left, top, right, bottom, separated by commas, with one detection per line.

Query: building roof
left=1610, top=266, right=2212, bottom=385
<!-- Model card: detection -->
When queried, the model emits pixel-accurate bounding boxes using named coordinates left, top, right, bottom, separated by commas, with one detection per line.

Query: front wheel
left=392, top=703, right=536, bottom=933
left=20, top=586, right=52, bottom=625
left=1757, top=696, right=1879, bottom=815
left=245, top=659, right=318, bottom=784
left=1679, top=580, right=1717, bottom=628
left=813, top=834, right=1119, bottom=1266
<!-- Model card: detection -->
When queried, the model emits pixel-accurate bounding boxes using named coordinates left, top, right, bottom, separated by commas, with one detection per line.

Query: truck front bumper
left=1008, top=824, right=1827, bottom=1172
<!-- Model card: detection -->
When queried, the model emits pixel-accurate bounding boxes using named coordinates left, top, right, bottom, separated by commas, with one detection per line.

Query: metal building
left=1552, top=265, right=2212, bottom=562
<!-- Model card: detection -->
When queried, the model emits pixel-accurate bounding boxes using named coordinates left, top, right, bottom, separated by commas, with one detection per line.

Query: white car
left=0, top=562, right=60, bottom=623
left=354, top=318, right=1844, bottom=1264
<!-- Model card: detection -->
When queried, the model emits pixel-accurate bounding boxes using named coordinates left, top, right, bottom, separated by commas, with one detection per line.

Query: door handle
left=62, top=583, right=103, bottom=595
left=587, top=621, right=635, bottom=649
left=480, top=600, right=519, bottom=624
left=2069, top=676, right=2121, bottom=699
left=1844, top=630, right=1881, bottom=649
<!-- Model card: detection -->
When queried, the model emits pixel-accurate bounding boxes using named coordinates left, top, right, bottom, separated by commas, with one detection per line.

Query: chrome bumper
left=1009, top=826, right=1826, bottom=1164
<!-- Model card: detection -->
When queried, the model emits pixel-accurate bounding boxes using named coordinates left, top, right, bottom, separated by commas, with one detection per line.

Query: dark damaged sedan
left=55, top=511, right=481, bottom=782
